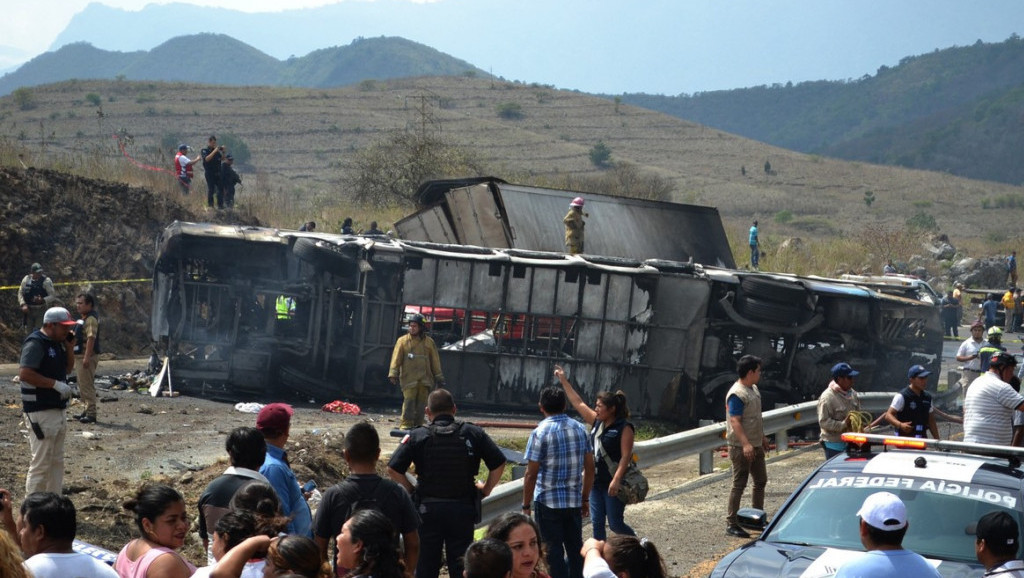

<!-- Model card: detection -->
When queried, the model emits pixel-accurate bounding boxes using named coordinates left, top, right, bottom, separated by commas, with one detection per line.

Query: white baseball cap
left=856, top=491, right=907, bottom=531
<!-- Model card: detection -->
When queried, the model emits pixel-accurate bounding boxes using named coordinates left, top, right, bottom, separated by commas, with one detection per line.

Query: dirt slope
left=0, top=166, right=257, bottom=361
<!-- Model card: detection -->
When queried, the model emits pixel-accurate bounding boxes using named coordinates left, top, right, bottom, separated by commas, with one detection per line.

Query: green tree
left=589, top=141, right=612, bottom=167
left=345, top=130, right=484, bottom=207
left=85, top=93, right=102, bottom=107
left=12, top=87, right=36, bottom=111
left=863, top=190, right=875, bottom=207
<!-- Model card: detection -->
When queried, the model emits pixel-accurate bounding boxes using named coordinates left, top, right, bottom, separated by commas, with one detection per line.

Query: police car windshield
left=766, top=471, right=1023, bottom=563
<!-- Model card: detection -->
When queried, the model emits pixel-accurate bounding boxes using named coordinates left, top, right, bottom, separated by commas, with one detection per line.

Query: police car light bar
left=841, top=432, right=1024, bottom=462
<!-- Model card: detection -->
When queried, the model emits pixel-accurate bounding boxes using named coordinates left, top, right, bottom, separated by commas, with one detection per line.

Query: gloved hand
left=52, top=381, right=72, bottom=400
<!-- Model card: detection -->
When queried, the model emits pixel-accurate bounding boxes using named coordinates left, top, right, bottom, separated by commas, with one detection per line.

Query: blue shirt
left=983, top=299, right=999, bottom=324
left=260, top=444, right=313, bottom=537
left=525, top=413, right=592, bottom=509
left=749, top=225, right=758, bottom=246
left=834, top=549, right=940, bottom=578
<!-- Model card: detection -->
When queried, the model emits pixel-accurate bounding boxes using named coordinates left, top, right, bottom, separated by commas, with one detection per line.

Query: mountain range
left=0, top=34, right=485, bottom=97
left=619, top=34, right=1024, bottom=186
left=4, top=28, right=1024, bottom=188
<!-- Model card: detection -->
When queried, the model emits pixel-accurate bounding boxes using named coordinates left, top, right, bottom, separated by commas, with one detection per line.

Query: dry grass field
left=1, top=75, right=1021, bottom=269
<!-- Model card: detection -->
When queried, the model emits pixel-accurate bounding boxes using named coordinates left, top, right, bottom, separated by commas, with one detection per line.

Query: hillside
left=1, top=76, right=1022, bottom=250
left=0, top=166, right=260, bottom=361
left=619, top=35, right=1024, bottom=185
left=0, top=34, right=486, bottom=96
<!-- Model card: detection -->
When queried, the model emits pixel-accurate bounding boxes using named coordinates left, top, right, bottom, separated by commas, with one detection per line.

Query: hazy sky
left=5, top=0, right=1024, bottom=94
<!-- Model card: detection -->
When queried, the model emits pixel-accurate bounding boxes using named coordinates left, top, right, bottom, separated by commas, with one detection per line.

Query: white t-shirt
left=889, top=393, right=934, bottom=413
left=25, top=552, right=119, bottom=578
left=192, top=559, right=266, bottom=578
left=964, top=372, right=1024, bottom=445
left=957, top=337, right=986, bottom=371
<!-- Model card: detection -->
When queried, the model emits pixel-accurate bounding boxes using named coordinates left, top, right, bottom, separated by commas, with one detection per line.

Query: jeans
left=590, top=484, right=635, bottom=540
left=417, top=501, right=476, bottom=578
left=750, top=244, right=759, bottom=268
left=534, top=501, right=584, bottom=578
left=726, top=445, right=766, bottom=526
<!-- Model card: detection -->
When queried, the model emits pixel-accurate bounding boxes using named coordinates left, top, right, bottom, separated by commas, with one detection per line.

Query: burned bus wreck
left=151, top=223, right=941, bottom=425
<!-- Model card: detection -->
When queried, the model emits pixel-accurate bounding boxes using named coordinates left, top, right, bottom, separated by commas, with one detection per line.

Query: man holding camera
left=201, top=134, right=225, bottom=209
left=19, top=307, right=77, bottom=494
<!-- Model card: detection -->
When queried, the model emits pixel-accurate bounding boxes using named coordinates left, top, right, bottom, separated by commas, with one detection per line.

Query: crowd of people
left=0, top=383, right=669, bottom=578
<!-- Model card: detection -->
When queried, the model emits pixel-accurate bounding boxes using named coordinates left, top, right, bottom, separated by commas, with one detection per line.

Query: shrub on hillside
left=12, top=88, right=36, bottom=111
left=496, top=102, right=523, bottom=119
left=774, top=210, right=793, bottom=224
left=589, top=141, right=612, bottom=168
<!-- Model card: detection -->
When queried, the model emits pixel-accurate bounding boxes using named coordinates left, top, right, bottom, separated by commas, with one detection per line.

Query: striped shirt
left=525, top=413, right=592, bottom=509
left=964, top=372, right=1024, bottom=445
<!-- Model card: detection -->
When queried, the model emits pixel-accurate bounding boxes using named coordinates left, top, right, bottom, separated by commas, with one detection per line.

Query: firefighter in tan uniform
left=389, top=313, right=445, bottom=429
left=563, top=197, right=586, bottom=254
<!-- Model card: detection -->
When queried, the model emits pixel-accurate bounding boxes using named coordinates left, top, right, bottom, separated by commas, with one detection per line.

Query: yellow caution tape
left=0, top=278, right=151, bottom=291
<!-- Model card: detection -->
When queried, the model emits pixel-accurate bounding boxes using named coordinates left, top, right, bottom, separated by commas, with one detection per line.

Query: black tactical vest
left=21, top=330, right=68, bottom=413
left=895, top=386, right=932, bottom=438
left=22, top=275, right=48, bottom=303
left=73, top=310, right=101, bottom=354
left=416, top=420, right=476, bottom=500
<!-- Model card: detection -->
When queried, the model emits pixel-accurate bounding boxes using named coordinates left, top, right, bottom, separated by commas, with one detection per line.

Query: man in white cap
left=563, top=197, right=586, bottom=254
left=835, top=491, right=940, bottom=577
left=19, top=306, right=77, bottom=494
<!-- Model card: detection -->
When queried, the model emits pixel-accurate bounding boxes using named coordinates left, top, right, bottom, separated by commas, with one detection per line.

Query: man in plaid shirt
left=522, top=386, right=595, bottom=578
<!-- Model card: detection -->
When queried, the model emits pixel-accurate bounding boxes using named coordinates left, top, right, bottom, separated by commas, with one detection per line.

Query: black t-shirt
left=314, top=474, right=420, bottom=539
left=201, top=147, right=222, bottom=175
left=197, top=473, right=261, bottom=542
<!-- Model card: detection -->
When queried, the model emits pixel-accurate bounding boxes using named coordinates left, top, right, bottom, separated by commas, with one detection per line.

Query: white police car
left=709, top=433, right=1024, bottom=577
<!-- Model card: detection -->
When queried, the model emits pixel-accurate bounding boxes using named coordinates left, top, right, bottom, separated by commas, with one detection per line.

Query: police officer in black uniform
left=18, top=263, right=55, bottom=330
left=387, top=388, right=506, bottom=578
left=883, top=364, right=940, bottom=439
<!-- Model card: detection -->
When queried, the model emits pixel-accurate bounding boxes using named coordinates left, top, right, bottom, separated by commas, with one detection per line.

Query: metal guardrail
left=479, top=392, right=895, bottom=527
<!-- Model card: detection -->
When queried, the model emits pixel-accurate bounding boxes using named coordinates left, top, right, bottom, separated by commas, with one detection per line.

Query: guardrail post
left=699, top=419, right=714, bottom=475
left=775, top=429, right=788, bottom=452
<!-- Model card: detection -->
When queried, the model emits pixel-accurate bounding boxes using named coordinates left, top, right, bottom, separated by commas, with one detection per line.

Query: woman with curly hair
left=336, top=509, right=404, bottom=578
left=485, top=512, right=549, bottom=578
left=581, top=536, right=666, bottom=578
left=555, top=365, right=637, bottom=539
left=115, top=483, right=196, bottom=578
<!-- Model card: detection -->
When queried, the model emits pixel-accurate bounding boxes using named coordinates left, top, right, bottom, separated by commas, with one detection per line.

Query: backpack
left=343, top=478, right=391, bottom=520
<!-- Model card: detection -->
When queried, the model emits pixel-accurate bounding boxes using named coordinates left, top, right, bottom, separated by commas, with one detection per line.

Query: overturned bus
left=151, top=182, right=941, bottom=424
